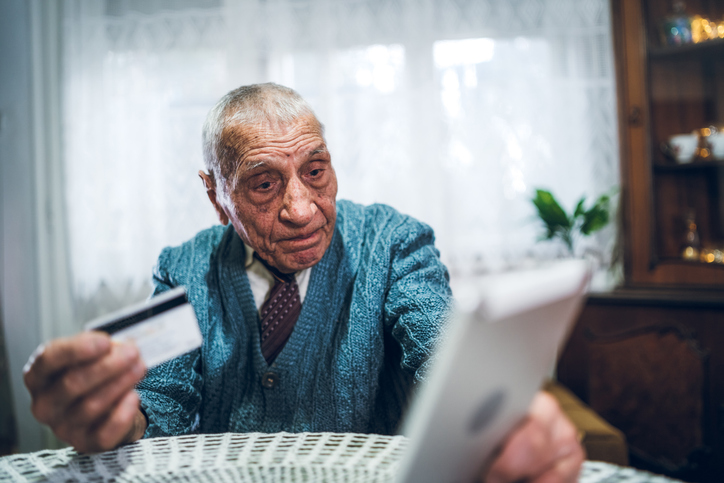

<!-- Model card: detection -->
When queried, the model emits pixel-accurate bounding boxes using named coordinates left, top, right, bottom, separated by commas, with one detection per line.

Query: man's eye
left=257, top=181, right=272, bottom=190
left=309, top=169, right=322, bottom=177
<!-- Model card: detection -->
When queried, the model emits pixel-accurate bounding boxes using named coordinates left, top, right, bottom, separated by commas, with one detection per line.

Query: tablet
left=397, top=259, right=591, bottom=483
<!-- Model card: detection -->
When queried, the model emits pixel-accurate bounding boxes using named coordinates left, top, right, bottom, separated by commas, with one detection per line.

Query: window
left=60, top=0, right=619, bottom=322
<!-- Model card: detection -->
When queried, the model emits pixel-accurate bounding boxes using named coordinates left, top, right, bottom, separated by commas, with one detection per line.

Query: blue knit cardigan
left=137, top=200, right=453, bottom=437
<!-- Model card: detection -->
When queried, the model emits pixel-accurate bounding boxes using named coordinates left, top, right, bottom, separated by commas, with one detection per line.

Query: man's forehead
left=240, top=142, right=328, bottom=173
left=240, top=138, right=328, bottom=162
left=229, top=115, right=321, bottom=138
left=225, top=117, right=322, bottom=150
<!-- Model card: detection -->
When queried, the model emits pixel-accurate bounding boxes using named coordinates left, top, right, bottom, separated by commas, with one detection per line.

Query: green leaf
left=531, top=187, right=614, bottom=255
left=580, top=194, right=610, bottom=235
left=531, top=189, right=571, bottom=234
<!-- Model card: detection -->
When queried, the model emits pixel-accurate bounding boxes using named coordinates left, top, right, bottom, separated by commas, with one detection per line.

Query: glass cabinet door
left=613, top=0, right=724, bottom=286
left=645, top=0, right=724, bottom=267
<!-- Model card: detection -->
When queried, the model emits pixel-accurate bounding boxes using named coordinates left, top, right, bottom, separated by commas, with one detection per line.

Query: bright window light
left=433, top=38, right=495, bottom=68
left=346, top=44, right=404, bottom=94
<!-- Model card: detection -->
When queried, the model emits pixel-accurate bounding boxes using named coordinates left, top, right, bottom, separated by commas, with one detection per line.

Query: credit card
left=84, top=287, right=202, bottom=368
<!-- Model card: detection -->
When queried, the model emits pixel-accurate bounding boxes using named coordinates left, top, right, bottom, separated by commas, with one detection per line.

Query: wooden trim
left=588, top=288, right=724, bottom=308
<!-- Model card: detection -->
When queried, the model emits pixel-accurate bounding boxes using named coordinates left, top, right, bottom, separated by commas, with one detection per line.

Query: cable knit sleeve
left=137, top=351, right=203, bottom=438
left=383, top=216, right=453, bottom=384
left=136, top=246, right=205, bottom=438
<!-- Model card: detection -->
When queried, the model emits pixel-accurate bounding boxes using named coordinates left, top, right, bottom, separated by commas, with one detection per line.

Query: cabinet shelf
left=654, top=256, right=724, bottom=268
left=653, top=159, right=724, bottom=170
left=648, top=36, right=724, bottom=59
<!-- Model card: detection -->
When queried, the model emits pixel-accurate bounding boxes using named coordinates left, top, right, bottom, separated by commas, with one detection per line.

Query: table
left=0, top=432, right=682, bottom=482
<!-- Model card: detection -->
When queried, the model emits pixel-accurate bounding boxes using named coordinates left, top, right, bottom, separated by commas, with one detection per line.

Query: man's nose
left=280, top=176, right=317, bottom=226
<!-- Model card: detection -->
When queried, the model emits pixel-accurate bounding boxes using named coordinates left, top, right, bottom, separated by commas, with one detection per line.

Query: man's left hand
left=485, top=390, right=585, bottom=483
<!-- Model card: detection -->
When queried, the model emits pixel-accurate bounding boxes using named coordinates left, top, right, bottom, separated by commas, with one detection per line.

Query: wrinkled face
left=205, top=116, right=337, bottom=273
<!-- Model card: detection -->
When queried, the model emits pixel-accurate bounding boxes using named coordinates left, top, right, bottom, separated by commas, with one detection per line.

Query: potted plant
left=531, top=189, right=612, bottom=256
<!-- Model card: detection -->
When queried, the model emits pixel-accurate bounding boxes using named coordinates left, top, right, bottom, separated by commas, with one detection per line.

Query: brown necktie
left=255, top=254, right=302, bottom=364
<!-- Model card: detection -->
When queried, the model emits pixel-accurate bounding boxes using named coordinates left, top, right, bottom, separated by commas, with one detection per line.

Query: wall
left=0, top=0, right=48, bottom=453
left=0, top=307, right=17, bottom=455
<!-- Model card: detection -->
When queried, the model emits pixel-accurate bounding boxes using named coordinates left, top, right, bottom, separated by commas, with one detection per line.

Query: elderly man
left=24, top=83, right=583, bottom=482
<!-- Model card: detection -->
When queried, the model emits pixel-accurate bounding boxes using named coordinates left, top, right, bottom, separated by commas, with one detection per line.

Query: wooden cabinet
left=615, top=0, right=724, bottom=287
left=558, top=292, right=724, bottom=482
left=556, top=2, right=724, bottom=481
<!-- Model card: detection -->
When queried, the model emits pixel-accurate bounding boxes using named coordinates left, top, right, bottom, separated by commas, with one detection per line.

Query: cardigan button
left=261, top=371, right=278, bottom=389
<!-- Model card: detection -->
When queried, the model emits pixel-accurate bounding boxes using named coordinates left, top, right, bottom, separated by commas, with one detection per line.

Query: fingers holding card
left=84, top=287, right=202, bottom=368
left=24, top=335, right=147, bottom=452
left=23, top=286, right=200, bottom=452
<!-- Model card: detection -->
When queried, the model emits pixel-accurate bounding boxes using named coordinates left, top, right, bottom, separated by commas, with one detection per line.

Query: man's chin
left=273, top=233, right=331, bottom=272
left=280, top=250, right=324, bottom=272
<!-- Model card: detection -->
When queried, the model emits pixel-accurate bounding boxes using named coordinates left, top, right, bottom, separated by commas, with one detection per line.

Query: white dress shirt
left=242, top=242, right=311, bottom=311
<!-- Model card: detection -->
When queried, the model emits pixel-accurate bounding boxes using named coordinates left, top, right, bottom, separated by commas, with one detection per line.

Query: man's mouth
left=279, top=227, right=326, bottom=249
left=288, top=230, right=318, bottom=241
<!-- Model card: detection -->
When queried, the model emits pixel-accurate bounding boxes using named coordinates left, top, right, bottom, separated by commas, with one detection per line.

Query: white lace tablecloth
left=0, top=432, right=681, bottom=483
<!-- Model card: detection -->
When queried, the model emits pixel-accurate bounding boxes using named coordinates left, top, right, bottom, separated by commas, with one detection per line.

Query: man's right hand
left=23, top=331, right=148, bottom=453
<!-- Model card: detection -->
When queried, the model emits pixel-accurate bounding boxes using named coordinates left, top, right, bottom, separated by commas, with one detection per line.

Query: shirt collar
left=243, top=241, right=298, bottom=281
left=243, top=241, right=255, bottom=269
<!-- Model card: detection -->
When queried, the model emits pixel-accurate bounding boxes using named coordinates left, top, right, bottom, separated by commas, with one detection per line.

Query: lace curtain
left=61, top=0, right=619, bottom=326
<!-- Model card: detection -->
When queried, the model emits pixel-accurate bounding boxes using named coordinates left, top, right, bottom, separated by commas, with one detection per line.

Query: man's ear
left=199, top=170, right=230, bottom=226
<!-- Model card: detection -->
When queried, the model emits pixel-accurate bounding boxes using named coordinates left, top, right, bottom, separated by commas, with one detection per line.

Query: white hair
left=202, top=83, right=323, bottom=194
